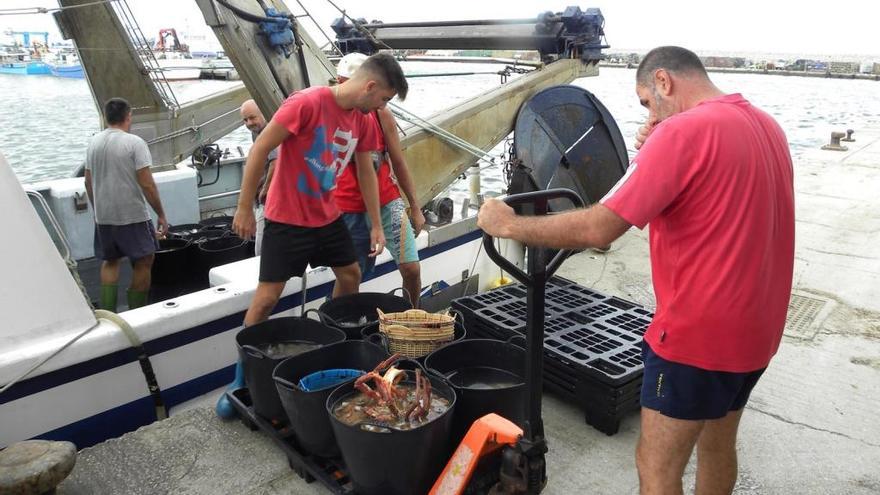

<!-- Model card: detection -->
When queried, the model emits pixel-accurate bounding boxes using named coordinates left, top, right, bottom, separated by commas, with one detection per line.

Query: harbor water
left=3, top=63, right=880, bottom=198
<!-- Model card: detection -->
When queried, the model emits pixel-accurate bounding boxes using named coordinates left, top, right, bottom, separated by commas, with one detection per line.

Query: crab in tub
left=333, top=354, right=448, bottom=430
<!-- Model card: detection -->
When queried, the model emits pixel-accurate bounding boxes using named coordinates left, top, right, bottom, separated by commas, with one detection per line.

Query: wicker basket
left=377, top=309, right=456, bottom=358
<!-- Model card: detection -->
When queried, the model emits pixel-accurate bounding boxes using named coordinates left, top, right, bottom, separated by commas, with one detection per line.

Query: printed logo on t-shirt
left=298, top=125, right=359, bottom=198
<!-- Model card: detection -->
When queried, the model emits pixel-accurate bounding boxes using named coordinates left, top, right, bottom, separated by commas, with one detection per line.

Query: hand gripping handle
left=481, top=188, right=584, bottom=287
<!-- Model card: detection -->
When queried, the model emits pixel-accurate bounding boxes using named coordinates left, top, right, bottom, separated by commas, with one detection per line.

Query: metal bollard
left=842, top=129, right=856, bottom=142
left=821, top=132, right=848, bottom=151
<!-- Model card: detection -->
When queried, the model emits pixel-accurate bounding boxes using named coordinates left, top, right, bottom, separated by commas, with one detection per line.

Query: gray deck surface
left=58, top=132, right=880, bottom=494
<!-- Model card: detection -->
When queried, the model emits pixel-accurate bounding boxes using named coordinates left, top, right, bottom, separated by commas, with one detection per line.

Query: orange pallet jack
left=431, top=189, right=584, bottom=495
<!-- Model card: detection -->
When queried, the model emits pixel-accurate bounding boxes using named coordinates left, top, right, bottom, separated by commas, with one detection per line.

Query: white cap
left=337, top=52, right=368, bottom=79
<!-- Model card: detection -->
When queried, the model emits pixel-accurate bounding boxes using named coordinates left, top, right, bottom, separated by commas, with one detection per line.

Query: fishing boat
left=0, top=48, right=51, bottom=75
left=0, top=0, right=623, bottom=453
left=46, top=50, right=84, bottom=79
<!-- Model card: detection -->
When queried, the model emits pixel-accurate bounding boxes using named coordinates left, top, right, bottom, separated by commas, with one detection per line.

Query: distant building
left=829, top=61, right=860, bottom=74
left=701, top=56, right=745, bottom=69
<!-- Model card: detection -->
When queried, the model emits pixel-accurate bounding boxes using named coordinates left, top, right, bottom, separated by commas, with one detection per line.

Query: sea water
left=3, top=62, right=880, bottom=199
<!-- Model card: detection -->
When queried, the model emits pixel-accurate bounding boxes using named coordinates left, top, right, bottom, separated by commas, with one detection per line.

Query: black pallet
left=542, top=378, right=641, bottom=436
left=227, top=388, right=354, bottom=494
left=452, top=278, right=652, bottom=387
left=467, top=320, right=642, bottom=435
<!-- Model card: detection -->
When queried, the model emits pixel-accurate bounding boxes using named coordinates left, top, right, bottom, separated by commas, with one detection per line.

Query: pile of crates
left=452, top=277, right=652, bottom=434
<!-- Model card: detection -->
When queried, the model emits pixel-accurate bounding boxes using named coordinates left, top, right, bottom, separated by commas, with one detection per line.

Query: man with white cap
left=332, top=52, right=424, bottom=307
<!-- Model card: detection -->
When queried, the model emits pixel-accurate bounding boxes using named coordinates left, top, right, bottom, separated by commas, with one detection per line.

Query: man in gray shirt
left=84, top=97, right=168, bottom=311
left=239, top=99, right=278, bottom=255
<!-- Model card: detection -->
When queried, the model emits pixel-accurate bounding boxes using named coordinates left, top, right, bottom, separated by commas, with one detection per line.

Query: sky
left=2, top=0, right=879, bottom=58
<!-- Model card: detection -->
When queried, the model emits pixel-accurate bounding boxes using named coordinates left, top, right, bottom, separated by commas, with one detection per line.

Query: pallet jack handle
left=481, top=188, right=584, bottom=494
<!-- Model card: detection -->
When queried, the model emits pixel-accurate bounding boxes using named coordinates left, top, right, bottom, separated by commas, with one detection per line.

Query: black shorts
left=640, top=341, right=766, bottom=420
left=259, top=217, right=357, bottom=282
left=93, top=221, right=159, bottom=261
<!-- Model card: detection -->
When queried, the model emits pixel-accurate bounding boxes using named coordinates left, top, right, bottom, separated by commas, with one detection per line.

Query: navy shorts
left=259, top=217, right=357, bottom=283
left=93, top=221, right=159, bottom=261
left=640, top=341, right=766, bottom=420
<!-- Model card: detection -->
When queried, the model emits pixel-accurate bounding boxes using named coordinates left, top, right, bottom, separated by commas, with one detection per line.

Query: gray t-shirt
left=85, top=128, right=152, bottom=225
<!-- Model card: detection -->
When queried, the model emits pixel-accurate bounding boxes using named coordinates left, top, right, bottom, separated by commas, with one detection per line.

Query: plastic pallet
left=466, top=319, right=643, bottom=436
left=227, top=388, right=354, bottom=494
left=454, top=284, right=651, bottom=386
left=542, top=379, right=640, bottom=436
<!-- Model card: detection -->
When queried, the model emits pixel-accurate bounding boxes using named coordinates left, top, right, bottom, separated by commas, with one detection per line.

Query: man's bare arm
left=478, top=200, right=631, bottom=249
left=259, top=159, right=277, bottom=203
left=234, top=121, right=289, bottom=238
left=83, top=169, right=93, bottom=206
left=355, top=151, right=386, bottom=256
left=136, top=166, right=168, bottom=234
left=377, top=107, right=425, bottom=235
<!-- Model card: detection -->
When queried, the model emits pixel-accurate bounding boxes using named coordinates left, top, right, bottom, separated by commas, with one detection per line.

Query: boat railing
left=25, top=189, right=73, bottom=265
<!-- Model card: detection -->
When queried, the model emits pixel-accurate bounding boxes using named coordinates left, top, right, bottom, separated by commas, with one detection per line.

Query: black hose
left=213, top=0, right=280, bottom=23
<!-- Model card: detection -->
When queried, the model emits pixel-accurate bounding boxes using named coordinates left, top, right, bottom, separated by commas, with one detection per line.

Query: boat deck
left=56, top=132, right=880, bottom=494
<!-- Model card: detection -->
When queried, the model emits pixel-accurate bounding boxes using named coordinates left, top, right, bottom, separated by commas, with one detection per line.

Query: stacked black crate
left=452, top=277, right=652, bottom=435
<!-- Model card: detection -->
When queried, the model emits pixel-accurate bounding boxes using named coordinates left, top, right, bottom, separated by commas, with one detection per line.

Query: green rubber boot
left=127, top=289, right=149, bottom=310
left=99, top=285, right=117, bottom=312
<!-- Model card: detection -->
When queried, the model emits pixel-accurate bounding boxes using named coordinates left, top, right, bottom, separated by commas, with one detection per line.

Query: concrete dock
left=57, top=132, right=880, bottom=494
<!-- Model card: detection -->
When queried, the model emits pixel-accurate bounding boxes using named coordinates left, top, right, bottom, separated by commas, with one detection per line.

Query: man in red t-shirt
left=217, top=54, right=408, bottom=419
left=232, top=53, right=408, bottom=329
left=332, top=53, right=425, bottom=307
left=478, top=46, right=794, bottom=494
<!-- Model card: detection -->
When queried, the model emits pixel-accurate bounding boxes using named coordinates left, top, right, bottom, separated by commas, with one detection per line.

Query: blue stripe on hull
left=35, top=365, right=236, bottom=449
left=6, top=228, right=482, bottom=446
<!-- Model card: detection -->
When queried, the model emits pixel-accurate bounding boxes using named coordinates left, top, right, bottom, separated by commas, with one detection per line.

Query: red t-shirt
left=333, top=111, right=401, bottom=212
left=264, top=87, right=380, bottom=227
left=601, top=93, right=794, bottom=372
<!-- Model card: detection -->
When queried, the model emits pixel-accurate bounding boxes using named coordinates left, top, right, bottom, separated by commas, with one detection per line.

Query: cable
left=0, top=0, right=118, bottom=16
left=389, top=103, right=497, bottom=166
left=213, top=0, right=278, bottom=23
left=290, top=0, right=343, bottom=56
left=0, top=320, right=100, bottom=395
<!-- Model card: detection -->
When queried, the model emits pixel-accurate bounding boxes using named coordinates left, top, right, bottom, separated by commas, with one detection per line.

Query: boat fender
left=95, top=310, right=169, bottom=421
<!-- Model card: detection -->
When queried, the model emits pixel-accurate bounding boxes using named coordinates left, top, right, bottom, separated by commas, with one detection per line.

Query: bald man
left=479, top=46, right=793, bottom=494
left=239, top=99, right=278, bottom=255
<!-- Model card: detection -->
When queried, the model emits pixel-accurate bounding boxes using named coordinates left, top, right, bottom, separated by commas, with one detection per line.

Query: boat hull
left=49, top=64, right=85, bottom=79
left=0, top=226, right=498, bottom=449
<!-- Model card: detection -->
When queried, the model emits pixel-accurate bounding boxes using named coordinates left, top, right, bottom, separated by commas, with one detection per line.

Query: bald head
left=240, top=99, right=267, bottom=134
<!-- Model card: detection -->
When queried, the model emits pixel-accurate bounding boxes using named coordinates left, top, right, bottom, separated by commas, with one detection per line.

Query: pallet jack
left=431, top=188, right=584, bottom=495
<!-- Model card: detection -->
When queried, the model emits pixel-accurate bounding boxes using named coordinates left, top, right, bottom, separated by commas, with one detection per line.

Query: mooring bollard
left=842, top=129, right=856, bottom=142
left=0, top=440, right=77, bottom=494
left=821, top=131, right=848, bottom=151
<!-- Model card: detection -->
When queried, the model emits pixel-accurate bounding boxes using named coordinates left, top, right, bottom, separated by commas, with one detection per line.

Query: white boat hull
left=0, top=222, right=511, bottom=448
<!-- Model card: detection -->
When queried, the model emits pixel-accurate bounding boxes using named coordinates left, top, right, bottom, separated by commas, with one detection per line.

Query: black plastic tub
left=361, top=319, right=467, bottom=361
left=424, top=338, right=526, bottom=446
left=196, top=236, right=254, bottom=284
left=316, top=291, right=411, bottom=340
left=198, top=215, right=233, bottom=230
left=272, top=340, right=389, bottom=458
left=151, top=238, right=193, bottom=285
left=326, top=373, right=456, bottom=495
left=149, top=238, right=198, bottom=302
left=237, top=317, right=346, bottom=422
left=166, top=223, right=203, bottom=241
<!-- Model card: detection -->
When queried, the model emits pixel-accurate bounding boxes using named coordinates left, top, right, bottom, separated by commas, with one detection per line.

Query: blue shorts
left=93, top=221, right=159, bottom=261
left=640, top=341, right=766, bottom=420
left=341, top=198, right=419, bottom=276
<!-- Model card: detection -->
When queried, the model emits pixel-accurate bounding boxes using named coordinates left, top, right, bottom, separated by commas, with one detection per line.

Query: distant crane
left=154, top=28, right=188, bottom=53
